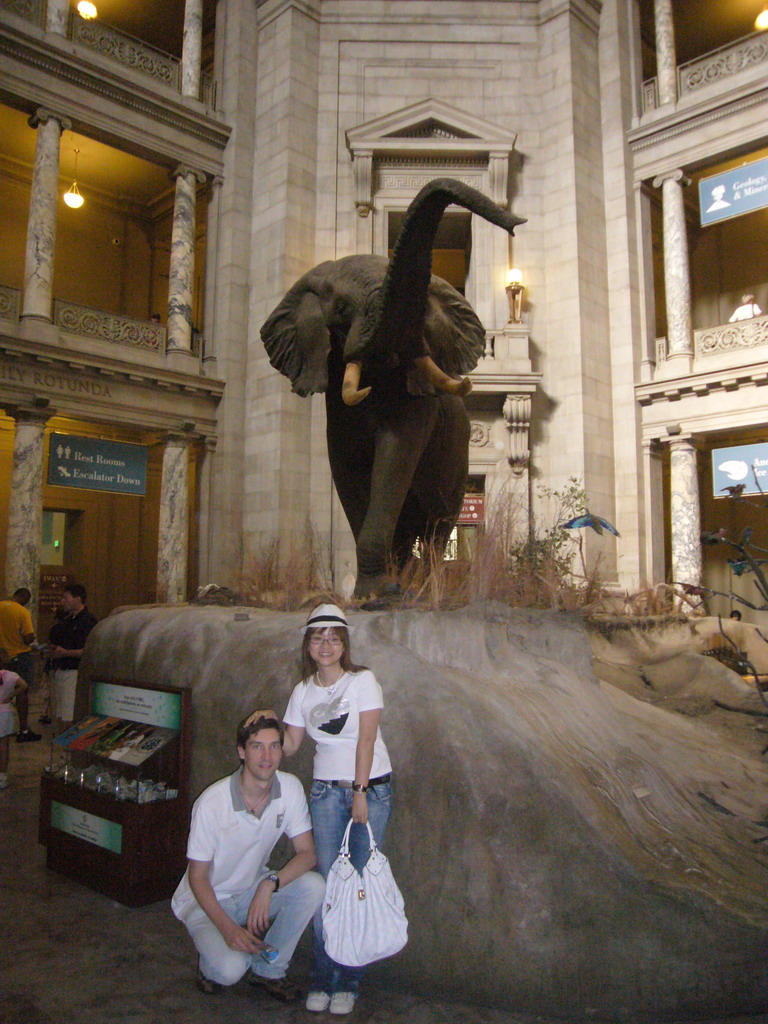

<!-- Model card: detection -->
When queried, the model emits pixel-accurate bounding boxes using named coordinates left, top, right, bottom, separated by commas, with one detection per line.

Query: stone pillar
left=668, top=435, right=701, bottom=588
left=46, top=0, right=70, bottom=36
left=641, top=439, right=665, bottom=585
left=181, top=0, right=203, bottom=99
left=202, top=175, right=223, bottom=375
left=652, top=169, right=692, bottom=372
left=196, top=437, right=216, bottom=585
left=167, top=165, right=205, bottom=357
left=4, top=405, right=55, bottom=612
left=22, top=109, right=71, bottom=323
left=653, top=0, right=678, bottom=105
left=157, top=433, right=193, bottom=604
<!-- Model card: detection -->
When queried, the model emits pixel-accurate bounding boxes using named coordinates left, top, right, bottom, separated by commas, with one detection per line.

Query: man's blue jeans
left=309, top=779, right=393, bottom=995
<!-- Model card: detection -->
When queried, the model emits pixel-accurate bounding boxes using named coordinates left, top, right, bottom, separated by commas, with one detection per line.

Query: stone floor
left=1, top=691, right=764, bottom=1024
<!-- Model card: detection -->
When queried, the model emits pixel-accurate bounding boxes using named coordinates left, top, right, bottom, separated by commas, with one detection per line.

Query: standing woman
left=284, top=604, right=393, bottom=1015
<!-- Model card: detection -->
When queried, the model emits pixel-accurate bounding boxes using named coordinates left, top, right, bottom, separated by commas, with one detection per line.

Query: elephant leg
left=409, top=395, right=470, bottom=553
left=354, top=406, right=437, bottom=596
left=326, top=400, right=373, bottom=541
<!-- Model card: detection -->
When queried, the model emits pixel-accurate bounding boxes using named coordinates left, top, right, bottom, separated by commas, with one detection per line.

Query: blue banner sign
left=712, top=442, right=768, bottom=497
left=699, top=157, right=768, bottom=226
left=48, top=433, right=147, bottom=495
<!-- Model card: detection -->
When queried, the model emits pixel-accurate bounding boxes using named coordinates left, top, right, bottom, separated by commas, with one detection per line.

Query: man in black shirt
left=49, top=584, right=98, bottom=730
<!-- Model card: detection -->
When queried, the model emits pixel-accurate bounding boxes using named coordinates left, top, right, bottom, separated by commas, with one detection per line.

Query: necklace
left=240, top=779, right=269, bottom=816
left=315, top=670, right=344, bottom=695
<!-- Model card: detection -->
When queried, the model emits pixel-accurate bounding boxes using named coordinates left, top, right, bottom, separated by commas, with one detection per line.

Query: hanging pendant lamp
left=756, top=7, right=768, bottom=30
left=63, top=148, right=84, bottom=209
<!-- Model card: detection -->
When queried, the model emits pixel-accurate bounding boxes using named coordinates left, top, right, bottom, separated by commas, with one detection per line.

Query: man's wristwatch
left=352, top=783, right=368, bottom=793
left=266, top=872, right=280, bottom=891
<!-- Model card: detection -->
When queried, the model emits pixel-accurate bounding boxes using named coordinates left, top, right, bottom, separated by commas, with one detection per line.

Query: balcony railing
left=642, top=31, right=768, bottom=114
left=694, top=313, right=768, bottom=359
left=54, top=300, right=167, bottom=352
left=0, top=285, right=21, bottom=323
left=0, top=0, right=216, bottom=107
left=655, top=313, right=768, bottom=365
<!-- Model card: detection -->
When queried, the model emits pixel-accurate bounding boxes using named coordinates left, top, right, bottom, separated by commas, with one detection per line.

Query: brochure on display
left=54, top=715, right=178, bottom=765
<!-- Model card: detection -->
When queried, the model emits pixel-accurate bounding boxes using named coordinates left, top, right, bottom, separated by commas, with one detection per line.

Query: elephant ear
left=261, top=267, right=333, bottom=396
left=423, top=276, right=486, bottom=376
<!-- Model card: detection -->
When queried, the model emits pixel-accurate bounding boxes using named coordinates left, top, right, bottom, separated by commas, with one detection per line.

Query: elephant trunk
left=362, top=178, right=526, bottom=370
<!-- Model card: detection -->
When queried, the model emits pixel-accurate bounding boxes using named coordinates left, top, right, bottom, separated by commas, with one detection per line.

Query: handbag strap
left=338, top=819, right=376, bottom=857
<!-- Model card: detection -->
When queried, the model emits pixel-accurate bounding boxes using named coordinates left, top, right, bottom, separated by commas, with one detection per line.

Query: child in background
left=0, top=647, right=29, bottom=789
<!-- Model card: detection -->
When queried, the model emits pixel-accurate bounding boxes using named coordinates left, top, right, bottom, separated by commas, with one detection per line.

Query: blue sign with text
left=48, top=433, right=147, bottom=495
left=712, top=442, right=768, bottom=498
left=699, top=157, right=768, bottom=226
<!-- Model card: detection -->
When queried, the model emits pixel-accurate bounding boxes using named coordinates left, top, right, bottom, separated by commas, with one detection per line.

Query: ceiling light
left=77, top=1, right=97, bottom=19
left=756, top=7, right=768, bottom=30
left=63, top=148, right=84, bottom=209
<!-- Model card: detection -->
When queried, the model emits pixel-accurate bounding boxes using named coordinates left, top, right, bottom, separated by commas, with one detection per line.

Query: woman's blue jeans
left=309, top=779, right=393, bottom=995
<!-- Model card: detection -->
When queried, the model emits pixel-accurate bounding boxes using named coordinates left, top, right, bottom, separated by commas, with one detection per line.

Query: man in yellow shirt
left=0, top=588, right=40, bottom=742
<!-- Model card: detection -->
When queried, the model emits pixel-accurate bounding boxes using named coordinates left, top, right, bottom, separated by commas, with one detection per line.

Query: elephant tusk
left=414, top=356, right=473, bottom=397
left=342, top=361, right=372, bottom=406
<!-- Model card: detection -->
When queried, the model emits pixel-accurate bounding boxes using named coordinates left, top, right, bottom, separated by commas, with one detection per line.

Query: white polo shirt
left=171, top=768, right=311, bottom=921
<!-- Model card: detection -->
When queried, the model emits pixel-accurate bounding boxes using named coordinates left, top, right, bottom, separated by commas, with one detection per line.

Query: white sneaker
left=306, top=990, right=331, bottom=1012
left=0, top=773, right=8, bottom=790
left=329, top=992, right=356, bottom=1015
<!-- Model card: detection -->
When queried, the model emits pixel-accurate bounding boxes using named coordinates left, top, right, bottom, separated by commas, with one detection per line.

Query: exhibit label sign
left=699, top=157, right=768, bottom=226
left=48, top=433, right=147, bottom=495
left=712, top=442, right=768, bottom=497
left=50, top=801, right=123, bottom=853
left=92, top=682, right=181, bottom=730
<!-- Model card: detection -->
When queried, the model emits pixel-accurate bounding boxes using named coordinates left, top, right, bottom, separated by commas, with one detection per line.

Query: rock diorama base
left=78, top=602, right=768, bottom=1021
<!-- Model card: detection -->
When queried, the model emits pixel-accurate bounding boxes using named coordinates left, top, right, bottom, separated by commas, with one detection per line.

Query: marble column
left=167, top=165, right=205, bottom=354
left=4, top=405, right=55, bottom=611
left=668, top=436, right=701, bottom=588
left=652, top=169, right=692, bottom=370
left=22, top=109, right=71, bottom=322
left=653, top=0, right=678, bottom=105
left=641, top=439, right=665, bottom=585
left=157, top=433, right=193, bottom=604
left=181, top=0, right=203, bottom=99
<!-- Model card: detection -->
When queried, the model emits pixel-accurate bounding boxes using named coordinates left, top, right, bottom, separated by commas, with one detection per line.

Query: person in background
left=150, top=312, right=161, bottom=323
left=729, top=294, right=762, bottom=322
left=729, top=609, right=742, bottom=621
left=0, top=588, right=39, bottom=742
left=0, top=646, right=28, bottom=788
left=49, top=584, right=97, bottom=731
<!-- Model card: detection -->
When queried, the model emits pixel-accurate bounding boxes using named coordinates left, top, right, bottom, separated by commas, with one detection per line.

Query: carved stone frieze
left=503, top=393, right=532, bottom=476
left=695, top=314, right=768, bottom=357
left=0, top=285, right=21, bottom=322
left=54, top=300, right=165, bottom=352
left=469, top=421, right=490, bottom=447
left=71, top=17, right=180, bottom=89
left=679, top=32, right=768, bottom=96
left=2, top=0, right=44, bottom=23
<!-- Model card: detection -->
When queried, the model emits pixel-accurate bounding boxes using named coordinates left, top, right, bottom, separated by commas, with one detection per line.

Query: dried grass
left=240, top=522, right=343, bottom=611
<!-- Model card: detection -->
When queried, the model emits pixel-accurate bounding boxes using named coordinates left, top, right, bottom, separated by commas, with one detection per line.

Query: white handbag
left=322, top=819, right=408, bottom=967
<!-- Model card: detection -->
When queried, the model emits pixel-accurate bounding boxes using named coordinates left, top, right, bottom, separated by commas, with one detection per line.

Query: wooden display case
left=38, top=681, right=191, bottom=908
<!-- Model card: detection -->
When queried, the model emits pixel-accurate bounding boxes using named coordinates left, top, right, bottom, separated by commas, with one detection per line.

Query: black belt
left=319, top=773, right=391, bottom=788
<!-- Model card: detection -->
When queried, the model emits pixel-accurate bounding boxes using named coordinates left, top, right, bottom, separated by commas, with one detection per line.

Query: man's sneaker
left=17, top=728, right=42, bottom=742
left=0, top=773, right=8, bottom=790
left=195, top=968, right=221, bottom=995
left=330, top=992, right=356, bottom=1015
left=247, top=973, right=300, bottom=1003
left=306, top=990, right=331, bottom=1012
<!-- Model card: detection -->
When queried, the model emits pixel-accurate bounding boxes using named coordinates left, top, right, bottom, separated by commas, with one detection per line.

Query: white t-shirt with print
left=0, top=669, right=20, bottom=716
left=283, top=669, right=392, bottom=781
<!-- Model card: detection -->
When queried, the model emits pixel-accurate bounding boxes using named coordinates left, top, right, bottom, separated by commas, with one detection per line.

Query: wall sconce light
left=77, top=1, right=98, bottom=18
left=505, top=268, right=524, bottom=323
left=756, top=7, right=768, bottom=30
left=63, top=148, right=84, bottom=209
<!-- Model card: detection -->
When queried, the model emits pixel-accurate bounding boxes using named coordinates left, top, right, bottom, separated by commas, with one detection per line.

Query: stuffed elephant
left=261, top=178, right=524, bottom=599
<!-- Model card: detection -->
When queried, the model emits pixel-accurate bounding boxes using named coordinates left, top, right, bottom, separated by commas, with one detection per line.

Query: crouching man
left=172, top=715, right=325, bottom=1001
